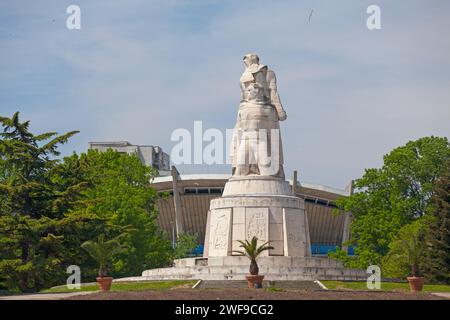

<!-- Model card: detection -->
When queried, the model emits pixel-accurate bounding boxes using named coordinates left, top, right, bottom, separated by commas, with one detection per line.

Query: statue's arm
left=267, top=70, right=287, bottom=121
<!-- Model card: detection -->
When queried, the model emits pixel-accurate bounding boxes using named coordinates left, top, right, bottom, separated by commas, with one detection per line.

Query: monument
left=203, top=53, right=312, bottom=258
left=131, top=55, right=367, bottom=281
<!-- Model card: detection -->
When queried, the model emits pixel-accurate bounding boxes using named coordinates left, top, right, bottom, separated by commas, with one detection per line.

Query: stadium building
left=89, top=141, right=354, bottom=256
left=153, top=168, right=354, bottom=256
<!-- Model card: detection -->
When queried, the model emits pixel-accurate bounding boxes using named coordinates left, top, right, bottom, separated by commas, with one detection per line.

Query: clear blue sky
left=1, top=0, right=449, bottom=188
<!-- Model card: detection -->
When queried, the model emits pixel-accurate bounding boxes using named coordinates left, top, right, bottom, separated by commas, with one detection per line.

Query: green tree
left=172, top=233, right=198, bottom=260
left=331, top=136, right=449, bottom=268
left=421, top=159, right=450, bottom=284
left=65, top=149, right=173, bottom=277
left=0, top=112, right=175, bottom=292
left=0, top=112, right=80, bottom=292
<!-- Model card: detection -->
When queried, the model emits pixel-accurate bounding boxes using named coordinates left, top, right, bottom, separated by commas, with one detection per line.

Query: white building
left=88, top=141, right=170, bottom=175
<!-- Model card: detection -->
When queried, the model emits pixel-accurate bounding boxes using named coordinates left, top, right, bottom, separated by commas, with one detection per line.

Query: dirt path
left=65, top=288, right=445, bottom=300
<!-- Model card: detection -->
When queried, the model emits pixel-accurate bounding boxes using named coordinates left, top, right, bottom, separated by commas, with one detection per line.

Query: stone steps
left=141, top=266, right=366, bottom=280
left=115, top=256, right=367, bottom=282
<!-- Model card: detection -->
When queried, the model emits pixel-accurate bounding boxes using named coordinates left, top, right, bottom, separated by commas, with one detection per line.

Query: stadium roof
left=152, top=174, right=349, bottom=196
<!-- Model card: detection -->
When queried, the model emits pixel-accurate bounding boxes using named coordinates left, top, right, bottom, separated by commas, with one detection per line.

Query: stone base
left=204, top=193, right=311, bottom=257
left=222, top=175, right=292, bottom=196
left=119, top=257, right=367, bottom=282
left=204, top=175, right=312, bottom=258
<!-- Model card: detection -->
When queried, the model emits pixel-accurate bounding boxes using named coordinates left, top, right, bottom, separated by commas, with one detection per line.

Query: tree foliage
left=421, top=159, right=450, bottom=283
left=65, top=149, right=173, bottom=277
left=0, top=112, right=81, bottom=292
left=331, top=136, right=449, bottom=269
left=0, top=112, right=175, bottom=292
left=172, top=232, right=199, bottom=260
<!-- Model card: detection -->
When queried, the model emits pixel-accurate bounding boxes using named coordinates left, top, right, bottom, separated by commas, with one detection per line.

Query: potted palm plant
left=81, top=234, right=124, bottom=291
left=405, top=231, right=425, bottom=292
left=233, top=236, right=273, bottom=288
left=385, top=221, right=426, bottom=292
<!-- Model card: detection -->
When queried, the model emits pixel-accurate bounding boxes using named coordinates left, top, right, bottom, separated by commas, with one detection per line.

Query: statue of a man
left=231, top=53, right=287, bottom=178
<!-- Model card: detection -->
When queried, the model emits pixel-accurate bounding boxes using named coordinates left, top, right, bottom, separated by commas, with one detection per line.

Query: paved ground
left=0, top=292, right=93, bottom=300
left=65, top=288, right=445, bottom=300
left=197, top=280, right=323, bottom=290
left=431, top=292, right=450, bottom=299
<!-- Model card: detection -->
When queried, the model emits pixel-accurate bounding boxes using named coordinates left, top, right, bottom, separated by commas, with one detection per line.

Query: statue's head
left=243, top=53, right=259, bottom=67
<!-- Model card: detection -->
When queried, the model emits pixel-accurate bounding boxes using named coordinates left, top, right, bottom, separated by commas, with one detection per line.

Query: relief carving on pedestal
left=246, top=211, right=268, bottom=241
left=213, top=213, right=229, bottom=249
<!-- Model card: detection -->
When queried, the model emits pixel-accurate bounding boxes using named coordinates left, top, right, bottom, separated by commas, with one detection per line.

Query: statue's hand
left=278, top=110, right=287, bottom=121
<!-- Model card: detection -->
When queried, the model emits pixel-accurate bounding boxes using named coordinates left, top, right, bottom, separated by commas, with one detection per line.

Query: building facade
left=152, top=172, right=353, bottom=255
left=88, top=141, right=170, bottom=175
left=87, top=141, right=353, bottom=255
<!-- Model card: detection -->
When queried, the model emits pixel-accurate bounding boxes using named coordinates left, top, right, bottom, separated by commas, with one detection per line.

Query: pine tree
left=422, top=159, right=450, bottom=284
left=0, top=112, right=79, bottom=291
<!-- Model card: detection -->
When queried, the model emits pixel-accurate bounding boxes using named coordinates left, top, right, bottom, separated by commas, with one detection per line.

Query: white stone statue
left=202, top=55, right=311, bottom=259
left=230, top=53, right=287, bottom=178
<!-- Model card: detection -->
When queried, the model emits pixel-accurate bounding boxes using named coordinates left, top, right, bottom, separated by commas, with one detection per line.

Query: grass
left=265, top=287, right=285, bottom=292
left=321, top=281, right=450, bottom=293
left=40, top=280, right=197, bottom=293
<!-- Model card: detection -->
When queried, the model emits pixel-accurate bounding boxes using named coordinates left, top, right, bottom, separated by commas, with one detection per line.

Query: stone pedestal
left=203, top=176, right=311, bottom=258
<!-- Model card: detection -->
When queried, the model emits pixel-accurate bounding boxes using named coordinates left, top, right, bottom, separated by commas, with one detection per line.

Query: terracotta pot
left=407, top=276, right=424, bottom=292
left=96, top=277, right=113, bottom=291
left=246, top=275, right=264, bottom=289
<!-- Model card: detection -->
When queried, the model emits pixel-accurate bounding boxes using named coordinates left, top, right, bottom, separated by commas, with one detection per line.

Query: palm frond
left=81, top=233, right=125, bottom=276
left=231, top=250, right=246, bottom=256
left=235, top=236, right=272, bottom=260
